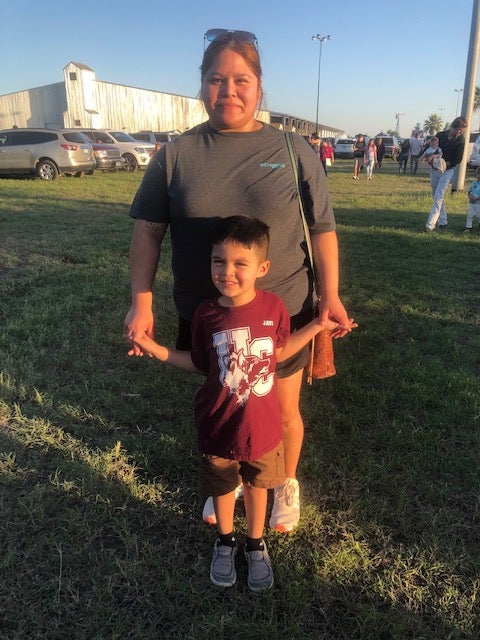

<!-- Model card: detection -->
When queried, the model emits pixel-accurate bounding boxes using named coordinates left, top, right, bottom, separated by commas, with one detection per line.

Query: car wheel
left=36, top=159, right=58, bottom=181
left=123, top=153, right=138, bottom=172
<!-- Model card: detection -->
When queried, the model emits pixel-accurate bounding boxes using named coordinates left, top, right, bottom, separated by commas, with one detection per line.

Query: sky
left=1, top=0, right=478, bottom=137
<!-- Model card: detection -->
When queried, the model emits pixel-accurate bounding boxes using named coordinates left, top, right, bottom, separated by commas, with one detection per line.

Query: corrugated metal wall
left=0, top=62, right=270, bottom=132
left=0, top=82, right=67, bottom=129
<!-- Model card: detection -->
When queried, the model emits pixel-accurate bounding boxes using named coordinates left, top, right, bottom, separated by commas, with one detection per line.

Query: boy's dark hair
left=211, top=216, right=270, bottom=256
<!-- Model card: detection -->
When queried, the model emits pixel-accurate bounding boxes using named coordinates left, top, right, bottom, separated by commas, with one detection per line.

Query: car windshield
left=109, top=131, right=138, bottom=142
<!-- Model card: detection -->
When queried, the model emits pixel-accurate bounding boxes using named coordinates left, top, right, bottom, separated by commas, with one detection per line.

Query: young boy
left=463, top=167, right=480, bottom=233
left=133, top=216, right=347, bottom=592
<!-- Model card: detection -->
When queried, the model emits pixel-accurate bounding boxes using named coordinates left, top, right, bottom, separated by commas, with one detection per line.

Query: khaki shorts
left=198, top=442, right=285, bottom=497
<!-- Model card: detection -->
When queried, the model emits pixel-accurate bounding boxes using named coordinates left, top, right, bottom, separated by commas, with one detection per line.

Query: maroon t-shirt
left=191, top=290, right=290, bottom=461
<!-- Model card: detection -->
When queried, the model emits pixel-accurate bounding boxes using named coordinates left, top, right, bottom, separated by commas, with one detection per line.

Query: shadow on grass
left=1, top=414, right=471, bottom=640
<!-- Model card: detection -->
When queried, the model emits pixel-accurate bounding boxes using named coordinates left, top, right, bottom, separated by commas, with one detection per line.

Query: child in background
left=463, top=167, right=480, bottom=233
left=364, top=138, right=377, bottom=181
left=133, top=216, right=354, bottom=592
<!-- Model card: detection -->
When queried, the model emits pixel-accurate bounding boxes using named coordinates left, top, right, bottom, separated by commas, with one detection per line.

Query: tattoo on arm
left=144, top=220, right=167, bottom=238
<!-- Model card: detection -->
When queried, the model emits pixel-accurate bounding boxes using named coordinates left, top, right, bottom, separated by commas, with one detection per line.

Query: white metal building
left=0, top=62, right=339, bottom=137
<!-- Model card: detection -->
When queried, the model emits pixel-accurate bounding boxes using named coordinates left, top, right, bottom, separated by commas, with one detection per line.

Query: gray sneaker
left=210, top=540, right=237, bottom=587
left=244, top=540, right=274, bottom=592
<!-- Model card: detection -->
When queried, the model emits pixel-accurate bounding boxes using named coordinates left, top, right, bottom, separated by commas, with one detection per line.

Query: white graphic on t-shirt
left=213, top=327, right=274, bottom=405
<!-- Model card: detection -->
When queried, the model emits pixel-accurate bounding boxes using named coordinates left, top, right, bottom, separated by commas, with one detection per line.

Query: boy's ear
left=256, top=259, right=270, bottom=278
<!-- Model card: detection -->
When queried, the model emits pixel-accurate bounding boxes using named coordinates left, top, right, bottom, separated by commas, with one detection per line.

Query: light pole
left=312, top=34, right=331, bottom=135
left=454, top=88, right=463, bottom=115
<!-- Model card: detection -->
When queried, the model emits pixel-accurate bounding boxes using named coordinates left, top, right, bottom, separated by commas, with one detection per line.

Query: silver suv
left=78, top=129, right=155, bottom=172
left=0, top=128, right=96, bottom=180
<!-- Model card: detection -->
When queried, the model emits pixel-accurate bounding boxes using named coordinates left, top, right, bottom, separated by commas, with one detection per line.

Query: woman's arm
left=124, top=219, right=168, bottom=356
left=310, top=230, right=353, bottom=337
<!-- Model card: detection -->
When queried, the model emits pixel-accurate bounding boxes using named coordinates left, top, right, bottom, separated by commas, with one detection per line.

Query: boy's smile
left=211, top=240, right=270, bottom=307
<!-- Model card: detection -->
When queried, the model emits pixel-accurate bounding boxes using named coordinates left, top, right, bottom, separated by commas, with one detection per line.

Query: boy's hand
left=133, top=332, right=154, bottom=355
left=316, top=316, right=358, bottom=334
left=317, top=295, right=358, bottom=338
left=315, top=317, right=338, bottom=332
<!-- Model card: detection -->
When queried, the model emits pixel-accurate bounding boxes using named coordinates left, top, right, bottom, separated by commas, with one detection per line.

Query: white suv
left=130, top=130, right=181, bottom=152
left=467, top=132, right=480, bottom=168
left=78, top=130, right=155, bottom=172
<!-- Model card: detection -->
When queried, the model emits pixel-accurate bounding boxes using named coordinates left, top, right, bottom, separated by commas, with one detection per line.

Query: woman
left=124, top=29, right=353, bottom=533
left=352, top=134, right=366, bottom=179
left=319, top=139, right=335, bottom=176
left=364, top=139, right=377, bottom=181
left=424, top=116, right=467, bottom=231
left=398, top=139, right=410, bottom=175
left=375, top=137, right=385, bottom=168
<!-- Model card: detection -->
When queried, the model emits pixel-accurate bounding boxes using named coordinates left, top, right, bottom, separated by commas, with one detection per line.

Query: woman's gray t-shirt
left=129, top=122, right=336, bottom=320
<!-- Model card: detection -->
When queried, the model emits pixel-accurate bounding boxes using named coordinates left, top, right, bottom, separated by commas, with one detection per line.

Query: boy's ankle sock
left=218, top=532, right=236, bottom=547
left=246, top=536, right=264, bottom=552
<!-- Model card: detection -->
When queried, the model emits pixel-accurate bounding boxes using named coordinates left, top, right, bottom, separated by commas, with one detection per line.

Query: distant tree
left=423, top=114, right=443, bottom=135
left=474, top=86, right=480, bottom=112
left=386, top=129, right=398, bottom=136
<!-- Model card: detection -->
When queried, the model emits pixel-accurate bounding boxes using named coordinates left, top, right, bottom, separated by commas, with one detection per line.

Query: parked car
left=76, top=130, right=155, bottom=172
left=62, top=129, right=125, bottom=172
left=0, top=128, right=95, bottom=180
left=90, top=143, right=126, bottom=172
left=374, top=135, right=399, bottom=159
left=334, top=138, right=355, bottom=159
left=130, top=130, right=181, bottom=152
left=467, top=131, right=480, bottom=167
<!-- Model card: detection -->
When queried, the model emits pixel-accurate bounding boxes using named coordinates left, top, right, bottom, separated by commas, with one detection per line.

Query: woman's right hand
left=124, top=305, right=155, bottom=356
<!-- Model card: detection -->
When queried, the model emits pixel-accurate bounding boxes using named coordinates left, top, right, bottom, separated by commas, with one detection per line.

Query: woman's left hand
left=317, top=295, right=357, bottom=338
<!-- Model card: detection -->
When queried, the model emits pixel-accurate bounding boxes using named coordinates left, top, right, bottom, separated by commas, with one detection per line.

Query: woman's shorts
left=198, top=442, right=285, bottom=497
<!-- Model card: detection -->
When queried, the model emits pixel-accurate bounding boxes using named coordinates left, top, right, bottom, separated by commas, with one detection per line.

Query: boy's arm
left=134, top=334, right=202, bottom=374
left=277, top=318, right=337, bottom=363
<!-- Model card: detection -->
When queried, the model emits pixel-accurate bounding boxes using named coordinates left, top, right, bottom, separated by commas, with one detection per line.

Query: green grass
left=0, top=162, right=479, bottom=639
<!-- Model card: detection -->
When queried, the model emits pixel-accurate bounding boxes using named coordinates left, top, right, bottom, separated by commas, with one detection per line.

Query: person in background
left=133, top=216, right=345, bottom=591
left=463, top=166, right=480, bottom=234
left=124, top=28, right=353, bottom=535
left=364, top=138, right=377, bottom=181
left=375, top=137, right=385, bottom=168
left=409, top=131, right=424, bottom=175
left=309, top=132, right=321, bottom=157
left=319, top=139, right=335, bottom=176
left=397, top=138, right=410, bottom=175
left=424, top=116, right=467, bottom=232
left=352, top=134, right=366, bottom=179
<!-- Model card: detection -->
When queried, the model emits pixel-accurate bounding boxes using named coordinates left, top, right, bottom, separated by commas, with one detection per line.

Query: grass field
left=0, top=159, right=479, bottom=639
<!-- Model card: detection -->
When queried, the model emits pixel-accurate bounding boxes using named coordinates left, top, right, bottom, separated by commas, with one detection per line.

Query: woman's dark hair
left=451, top=116, right=467, bottom=130
left=200, top=37, right=264, bottom=108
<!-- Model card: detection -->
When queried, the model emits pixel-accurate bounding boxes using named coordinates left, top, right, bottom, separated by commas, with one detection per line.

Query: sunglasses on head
left=204, top=28, right=258, bottom=46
